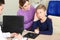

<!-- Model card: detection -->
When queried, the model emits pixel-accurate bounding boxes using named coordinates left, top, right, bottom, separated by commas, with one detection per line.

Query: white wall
left=0, top=0, right=19, bottom=22
left=0, top=0, right=50, bottom=22
left=30, top=0, right=50, bottom=8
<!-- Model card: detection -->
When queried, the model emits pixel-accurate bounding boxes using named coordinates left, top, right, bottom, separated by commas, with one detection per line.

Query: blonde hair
left=36, top=4, right=46, bottom=12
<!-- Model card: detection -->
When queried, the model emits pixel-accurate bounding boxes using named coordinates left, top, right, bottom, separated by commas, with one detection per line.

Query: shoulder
left=46, top=17, right=52, bottom=25
left=32, top=20, right=39, bottom=26
left=47, top=17, right=52, bottom=22
left=33, top=20, right=40, bottom=23
left=17, top=9, right=22, bottom=13
left=30, top=5, right=35, bottom=10
left=30, top=5, right=34, bottom=9
left=17, top=9, right=24, bottom=15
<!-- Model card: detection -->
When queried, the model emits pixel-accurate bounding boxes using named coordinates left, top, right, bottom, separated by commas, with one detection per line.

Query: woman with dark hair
left=0, top=0, right=5, bottom=15
left=10, top=0, right=35, bottom=40
left=17, top=0, right=35, bottom=30
left=0, top=0, right=6, bottom=40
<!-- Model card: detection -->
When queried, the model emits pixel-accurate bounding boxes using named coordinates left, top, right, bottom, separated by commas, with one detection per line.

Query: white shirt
left=0, top=26, right=27, bottom=40
left=0, top=26, right=6, bottom=40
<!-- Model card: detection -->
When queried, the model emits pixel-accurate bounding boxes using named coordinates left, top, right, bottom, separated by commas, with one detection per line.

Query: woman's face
left=0, top=4, right=4, bottom=15
left=36, top=9, right=46, bottom=19
left=22, top=1, right=30, bottom=11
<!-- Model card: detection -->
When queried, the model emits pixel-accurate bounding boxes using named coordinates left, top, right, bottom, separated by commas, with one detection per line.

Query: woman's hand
left=10, top=33, right=17, bottom=38
left=10, top=33, right=23, bottom=40
left=14, top=34, right=23, bottom=40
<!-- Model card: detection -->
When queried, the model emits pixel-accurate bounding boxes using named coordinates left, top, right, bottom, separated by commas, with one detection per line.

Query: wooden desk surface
left=22, top=30, right=60, bottom=40
left=7, top=30, right=60, bottom=40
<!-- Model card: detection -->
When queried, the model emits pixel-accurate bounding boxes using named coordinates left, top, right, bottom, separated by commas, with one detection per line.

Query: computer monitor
left=2, top=15, right=24, bottom=34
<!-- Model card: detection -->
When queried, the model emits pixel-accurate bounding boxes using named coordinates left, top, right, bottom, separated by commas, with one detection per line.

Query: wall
left=0, top=0, right=50, bottom=22
left=0, top=0, right=19, bottom=22
left=30, top=0, right=50, bottom=8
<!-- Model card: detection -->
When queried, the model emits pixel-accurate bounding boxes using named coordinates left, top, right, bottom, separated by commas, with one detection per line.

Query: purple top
left=17, top=6, right=35, bottom=30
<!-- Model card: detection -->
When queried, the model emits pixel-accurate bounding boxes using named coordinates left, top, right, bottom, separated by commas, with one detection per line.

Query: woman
left=10, top=0, right=35, bottom=40
left=17, top=0, right=35, bottom=30
left=0, top=0, right=6, bottom=40
left=0, top=0, right=5, bottom=15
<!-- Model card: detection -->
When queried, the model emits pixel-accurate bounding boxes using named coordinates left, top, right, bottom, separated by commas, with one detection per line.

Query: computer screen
left=47, top=1, right=60, bottom=16
left=2, top=15, right=24, bottom=34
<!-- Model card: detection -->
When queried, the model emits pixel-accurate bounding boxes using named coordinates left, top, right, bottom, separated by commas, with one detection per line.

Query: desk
left=7, top=30, right=60, bottom=40
left=22, top=30, right=60, bottom=40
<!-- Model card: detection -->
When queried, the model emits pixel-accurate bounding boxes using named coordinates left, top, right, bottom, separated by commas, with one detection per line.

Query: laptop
left=2, top=15, right=24, bottom=34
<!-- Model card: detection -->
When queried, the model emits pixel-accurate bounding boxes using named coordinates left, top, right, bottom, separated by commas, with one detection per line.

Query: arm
left=34, top=13, right=39, bottom=21
left=31, top=21, right=38, bottom=31
left=40, top=19, right=53, bottom=35
left=0, top=26, right=6, bottom=40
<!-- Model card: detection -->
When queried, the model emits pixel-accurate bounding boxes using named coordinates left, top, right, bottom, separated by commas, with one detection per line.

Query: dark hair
left=0, top=0, right=5, bottom=6
left=36, top=4, right=46, bottom=12
left=19, top=0, right=29, bottom=8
